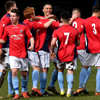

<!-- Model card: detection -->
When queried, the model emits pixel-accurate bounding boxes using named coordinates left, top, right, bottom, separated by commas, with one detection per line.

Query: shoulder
left=19, top=22, right=26, bottom=25
left=5, top=23, right=12, bottom=27
left=6, top=13, right=10, bottom=17
left=4, top=23, right=12, bottom=31
left=69, top=25, right=79, bottom=33
left=54, top=25, right=62, bottom=31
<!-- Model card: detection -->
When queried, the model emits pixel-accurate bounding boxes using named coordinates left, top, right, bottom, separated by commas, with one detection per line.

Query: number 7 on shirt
left=64, top=32, right=69, bottom=44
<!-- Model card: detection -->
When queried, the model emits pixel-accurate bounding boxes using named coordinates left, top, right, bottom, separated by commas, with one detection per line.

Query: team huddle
left=0, top=0, right=100, bottom=99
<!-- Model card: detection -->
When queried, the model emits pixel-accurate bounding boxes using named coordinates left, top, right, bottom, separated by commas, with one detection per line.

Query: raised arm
left=44, top=19, right=56, bottom=28
left=69, top=13, right=79, bottom=25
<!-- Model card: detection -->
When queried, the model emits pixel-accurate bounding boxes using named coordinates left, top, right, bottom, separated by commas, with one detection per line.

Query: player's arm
left=0, top=39, right=6, bottom=44
left=0, top=23, right=4, bottom=55
left=0, top=27, right=8, bottom=45
left=25, top=25, right=34, bottom=51
left=32, top=19, right=56, bottom=30
left=75, top=34, right=80, bottom=46
left=76, top=39, right=80, bottom=46
left=69, top=13, right=79, bottom=25
left=50, top=37, right=57, bottom=59
left=32, top=16, right=46, bottom=21
left=44, top=19, right=56, bottom=28
left=33, top=15, right=57, bottom=21
left=28, top=37, right=34, bottom=51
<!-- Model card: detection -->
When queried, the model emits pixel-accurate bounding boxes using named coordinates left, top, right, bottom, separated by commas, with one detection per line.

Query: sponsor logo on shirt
left=13, top=27, right=18, bottom=28
left=11, top=34, right=23, bottom=40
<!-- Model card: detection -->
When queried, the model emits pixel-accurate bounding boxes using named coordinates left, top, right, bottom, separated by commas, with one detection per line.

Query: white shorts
left=50, top=47, right=57, bottom=63
left=9, top=56, right=28, bottom=71
left=28, top=50, right=39, bottom=67
left=56, top=58, right=77, bottom=70
left=78, top=50, right=100, bottom=67
left=1, top=48, right=9, bottom=67
left=38, top=50, right=50, bottom=68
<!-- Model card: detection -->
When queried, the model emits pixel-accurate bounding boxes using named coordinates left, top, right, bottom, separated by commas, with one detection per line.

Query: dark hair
left=72, top=8, right=81, bottom=14
left=60, top=11, right=70, bottom=19
left=11, top=9, right=20, bottom=17
left=43, top=2, right=52, bottom=8
left=92, top=5, right=100, bottom=13
left=5, top=0, right=16, bottom=11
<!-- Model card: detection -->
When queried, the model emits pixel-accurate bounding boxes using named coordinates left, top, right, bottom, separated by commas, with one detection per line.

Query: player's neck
left=7, top=11, right=10, bottom=14
left=62, top=22, right=69, bottom=25
left=28, top=18, right=32, bottom=21
left=92, top=13, right=99, bottom=18
left=12, top=21, right=19, bottom=26
left=44, top=15, right=48, bottom=18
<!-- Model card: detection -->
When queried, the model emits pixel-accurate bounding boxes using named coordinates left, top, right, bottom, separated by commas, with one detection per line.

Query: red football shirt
left=53, top=25, right=79, bottom=62
left=34, top=18, right=60, bottom=52
left=23, top=19, right=44, bottom=30
left=2, top=23, right=33, bottom=58
left=23, top=19, right=45, bottom=50
left=81, top=16, right=100, bottom=53
left=0, top=13, right=11, bottom=48
left=71, top=17, right=85, bottom=50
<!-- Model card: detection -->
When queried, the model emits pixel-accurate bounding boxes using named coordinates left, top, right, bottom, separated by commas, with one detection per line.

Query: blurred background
left=0, top=0, right=99, bottom=21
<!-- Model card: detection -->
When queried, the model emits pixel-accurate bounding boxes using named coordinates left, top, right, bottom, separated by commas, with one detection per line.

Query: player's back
left=84, top=16, right=100, bottom=53
left=1, top=13, right=11, bottom=26
left=72, top=17, right=84, bottom=32
left=54, top=25, right=78, bottom=62
left=72, top=17, right=85, bottom=50
left=0, top=13, right=11, bottom=48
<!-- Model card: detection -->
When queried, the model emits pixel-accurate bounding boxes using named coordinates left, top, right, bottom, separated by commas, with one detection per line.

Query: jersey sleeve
left=25, top=25, right=33, bottom=39
left=0, top=22, right=5, bottom=48
left=1, top=16, right=11, bottom=26
left=2, top=27, right=8, bottom=41
left=32, top=21, right=44, bottom=30
left=51, top=21, right=60, bottom=30
left=77, top=33, right=85, bottom=50
left=78, top=21, right=84, bottom=33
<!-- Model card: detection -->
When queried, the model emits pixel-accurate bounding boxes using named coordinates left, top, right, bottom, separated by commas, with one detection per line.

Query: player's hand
left=46, top=14, right=55, bottom=19
left=50, top=52, right=56, bottom=60
left=0, top=49, right=3, bottom=56
left=71, top=13, right=79, bottom=20
left=28, top=45, right=34, bottom=51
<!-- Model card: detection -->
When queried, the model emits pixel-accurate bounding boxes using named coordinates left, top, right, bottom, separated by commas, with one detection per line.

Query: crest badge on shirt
left=20, top=30, right=23, bottom=33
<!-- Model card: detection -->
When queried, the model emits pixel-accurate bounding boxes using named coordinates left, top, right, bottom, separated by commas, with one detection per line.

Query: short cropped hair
left=5, top=1, right=16, bottom=11
left=72, top=8, right=81, bottom=14
left=11, top=9, right=20, bottom=17
left=92, top=5, right=100, bottom=13
left=23, top=7, right=35, bottom=18
left=43, top=2, right=52, bottom=8
left=60, top=11, right=70, bottom=20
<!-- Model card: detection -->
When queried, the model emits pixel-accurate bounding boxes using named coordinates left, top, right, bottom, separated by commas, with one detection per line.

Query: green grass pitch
left=0, top=59, right=99, bottom=100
